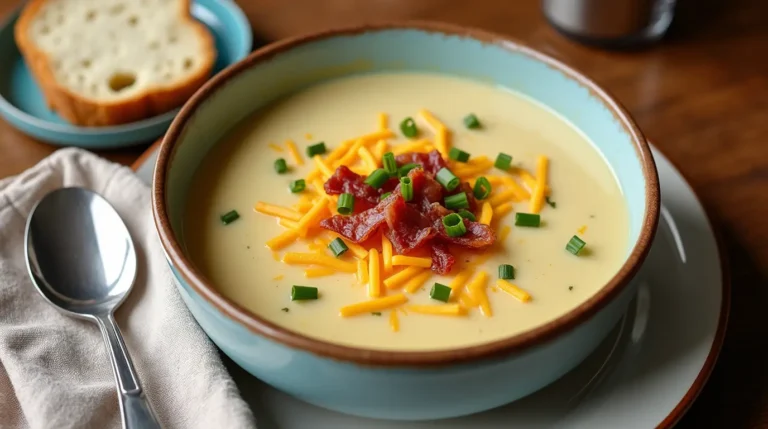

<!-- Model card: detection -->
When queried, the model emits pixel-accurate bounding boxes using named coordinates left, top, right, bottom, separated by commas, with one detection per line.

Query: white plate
left=135, top=145, right=728, bottom=428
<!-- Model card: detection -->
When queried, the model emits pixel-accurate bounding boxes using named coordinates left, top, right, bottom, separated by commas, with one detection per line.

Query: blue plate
left=0, top=0, right=252, bottom=148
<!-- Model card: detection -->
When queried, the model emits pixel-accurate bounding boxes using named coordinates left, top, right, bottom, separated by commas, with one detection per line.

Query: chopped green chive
left=545, top=196, right=556, bottom=208
left=328, top=237, right=349, bottom=257
left=430, top=283, right=452, bottom=302
left=400, top=117, right=418, bottom=138
left=380, top=192, right=392, bottom=200
left=398, top=163, right=420, bottom=177
left=281, top=307, right=289, bottom=312
left=274, top=158, right=288, bottom=174
left=566, top=235, right=586, bottom=255
left=306, top=142, right=326, bottom=157
left=371, top=312, right=382, bottom=316
left=291, top=285, right=318, bottom=301
left=444, top=192, right=469, bottom=210
left=220, top=210, right=240, bottom=225
left=382, top=152, right=397, bottom=176
left=457, top=209, right=476, bottom=221
left=498, top=264, right=515, bottom=279
left=436, top=167, right=460, bottom=191
left=515, top=213, right=541, bottom=227
left=364, top=168, right=389, bottom=189
left=464, top=113, right=481, bottom=129
left=448, top=147, right=470, bottom=163
left=442, top=213, right=467, bottom=237
left=473, top=176, right=492, bottom=200
left=569, top=286, right=574, bottom=291
left=400, top=177, right=414, bottom=202
left=289, top=179, right=306, bottom=193
left=494, top=153, right=513, bottom=170
left=337, top=193, right=355, bottom=215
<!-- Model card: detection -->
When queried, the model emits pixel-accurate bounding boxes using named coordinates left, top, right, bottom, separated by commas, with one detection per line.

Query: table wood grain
left=2, top=0, right=766, bottom=427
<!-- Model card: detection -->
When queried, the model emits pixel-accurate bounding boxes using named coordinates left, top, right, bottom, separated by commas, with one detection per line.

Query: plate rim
left=130, top=139, right=730, bottom=427
left=0, top=0, right=252, bottom=138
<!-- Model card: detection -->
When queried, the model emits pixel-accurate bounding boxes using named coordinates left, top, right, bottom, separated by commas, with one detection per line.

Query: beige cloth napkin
left=0, top=148, right=256, bottom=429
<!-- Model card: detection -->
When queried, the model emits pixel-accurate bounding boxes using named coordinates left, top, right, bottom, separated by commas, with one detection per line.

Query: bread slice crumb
left=15, top=0, right=216, bottom=126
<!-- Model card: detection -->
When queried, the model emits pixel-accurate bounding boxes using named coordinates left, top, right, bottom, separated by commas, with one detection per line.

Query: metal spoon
left=24, top=187, right=161, bottom=429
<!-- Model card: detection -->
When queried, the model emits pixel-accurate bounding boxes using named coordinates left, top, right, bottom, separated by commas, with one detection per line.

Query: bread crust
left=14, top=0, right=216, bottom=127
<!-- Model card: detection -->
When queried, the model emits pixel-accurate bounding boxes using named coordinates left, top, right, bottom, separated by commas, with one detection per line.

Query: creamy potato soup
left=184, top=72, right=629, bottom=351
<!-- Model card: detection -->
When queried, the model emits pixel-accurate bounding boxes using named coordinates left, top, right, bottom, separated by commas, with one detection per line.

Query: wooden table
left=2, top=0, right=766, bottom=426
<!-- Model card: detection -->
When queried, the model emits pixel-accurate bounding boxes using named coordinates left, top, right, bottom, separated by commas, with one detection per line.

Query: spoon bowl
left=25, top=187, right=161, bottom=429
left=26, top=187, right=136, bottom=318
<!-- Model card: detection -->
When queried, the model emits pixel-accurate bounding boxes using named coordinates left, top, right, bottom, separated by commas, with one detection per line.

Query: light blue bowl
left=0, top=0, right=251, bottom=148
left=153, top=23, right=660, bottom=420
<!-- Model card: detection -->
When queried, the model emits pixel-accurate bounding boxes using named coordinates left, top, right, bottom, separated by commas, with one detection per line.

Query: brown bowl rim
left=152, top=21, right=660, bottom=367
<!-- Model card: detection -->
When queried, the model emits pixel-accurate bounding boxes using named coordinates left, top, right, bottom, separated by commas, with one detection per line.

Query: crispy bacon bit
left=430, top=242, right=455, bottom=275
left=324, top=166, right=381, bottom=209
left=395, top=150, right=447, bottom=176
left=320, top=152, right=495, bottom=274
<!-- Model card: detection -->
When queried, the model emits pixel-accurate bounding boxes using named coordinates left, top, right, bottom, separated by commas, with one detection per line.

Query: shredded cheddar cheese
left=255, top=202, right=303, bottom=221
left=340, top=294, right=408, bottom=317
left=278, top=218, right=299, bottom=230
left=404, top=270, right=432, bottom=294
left=497, top=280, right=532, bottom=302
left=499, top=225, right=512, bottom=241
left=295, top=196, right=329, bottom=237
left=383, top=266, right=424, bottom=289
left=357, top=258, right=369, bottom=284
left=529, top=156, right=549, bottom=214
left=378, top=112, right=388, bottom=131
left=467, top=271, right=491, bottom=317
left=577, top=225, right=587, bottom=235
left=407, top=304, right=465, bottom=316
left=448, top=269, right=475, bottom=302
left=479, top=201, right=493, bottom=225
left=286, top=140, right=304, bottom=166
left=493, top=202, right=513, bottom=219
left=391, top=255, right=432, bottom=268
left=381, top=235, right=393, bottom=274
left=282, top=252, right=356, bottom=272
left=358, top=146, right=378, bottom=173
left=268, top=143, right=283, bottom=152
left=458, top=290, right=476, bottom=308
left=488, top=189, right=518, bottom=207
left=453, top=156, right=493, bottom=178
left=390, top=139, right=432, bottom=156
left=389, top=310, right=399, bottom=332
left=272, top=274, right=284, bottom=280
left=266, top=229, right=299, bottom=251
left=501, top=176, right=531, bottom=200
left=373, top=139, right=388, bottom=161
left=304, top=267, right=335, bottom=278
left=515, top=167, right=550, bottom=195
left=368, top=248, right=381, bottom=297
left=312, top=154, right=333, bottom=178
left=335, top=138, right=365, bottom=167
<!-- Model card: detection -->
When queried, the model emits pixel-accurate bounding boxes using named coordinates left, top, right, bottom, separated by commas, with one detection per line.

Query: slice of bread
left=14, top=0, right=216, bottom=127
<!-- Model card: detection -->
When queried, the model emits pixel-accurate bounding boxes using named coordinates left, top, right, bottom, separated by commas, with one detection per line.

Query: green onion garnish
left=382, top=152, right=397, bottom=176
left=457, top=209, right=476, bottom=221
left=442, top=213, right=467, bottom=237
left=291, top=285, right=318, bottom=301
left=430, top=283, right=452, bottom=302
left=274, top=158, right=288, bottom=174
left=515, top=212, right=540, bottom=227
left=494, top=153, right=513, bottom=170
left=546, top=196, right=556, bottom=208
left=444, top=192, right=469, bottom=210
left=400, top=117, right=418, bottom=138
left=436, top=167, right=460, bottom=191
left=328, top=237, right=349, bottom=257
left=364, top=169, right=389, bottom=189
left=306, top=142, right=327, bottom=157
left=464, top=113, right=480, bottom=129
left=566, top=235, right=586, bottom=255
left=380, top=192, right=392, bottom=200
left=220, top=210, right=239, bottom=225
left=498, top=264, right=515, bottom=279
left=371, top=312, right=382, bottom=316
left=290, top=179, right=306, bottom=193
left=473, top=176, right=492, bottom=200
left=337, top=193, right=355, bottom=215
left=398, top=163, right=420, bottom=177
left=448, top=147, right=470, bottom=163
left=281, top=307, right=289, bottom=312
left=400, top=177, right=414, bottom=202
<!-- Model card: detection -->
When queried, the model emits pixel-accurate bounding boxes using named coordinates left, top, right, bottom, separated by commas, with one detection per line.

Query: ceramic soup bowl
left=152, top=23, right=659, bottom=420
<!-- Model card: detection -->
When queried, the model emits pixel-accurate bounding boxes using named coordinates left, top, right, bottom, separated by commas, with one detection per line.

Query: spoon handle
left=96, top=314, right=162, bottom=429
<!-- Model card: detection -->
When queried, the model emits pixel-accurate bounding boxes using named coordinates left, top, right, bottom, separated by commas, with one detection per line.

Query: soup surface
left=184, top=72, right=629, bottom=351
